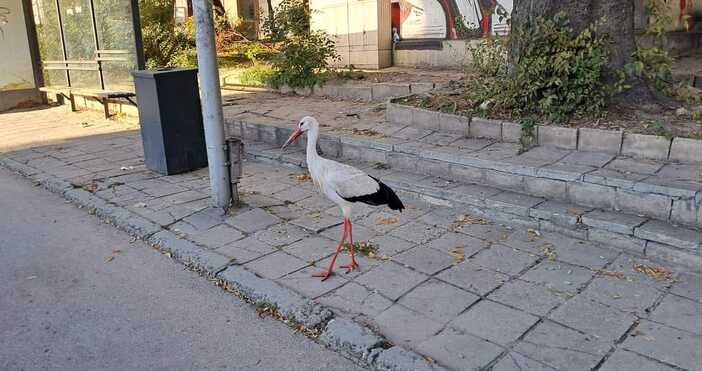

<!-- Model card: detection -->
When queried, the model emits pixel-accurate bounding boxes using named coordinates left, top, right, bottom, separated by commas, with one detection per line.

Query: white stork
left=282, top=116, right=405, bottom=280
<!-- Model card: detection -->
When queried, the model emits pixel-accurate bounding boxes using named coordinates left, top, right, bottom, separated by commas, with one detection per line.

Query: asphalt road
left=0, top=167, right=366, bottom=371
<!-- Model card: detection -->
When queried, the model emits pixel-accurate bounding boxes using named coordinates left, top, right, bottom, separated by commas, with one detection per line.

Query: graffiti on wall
left=393, top=0, right=512, bottom=40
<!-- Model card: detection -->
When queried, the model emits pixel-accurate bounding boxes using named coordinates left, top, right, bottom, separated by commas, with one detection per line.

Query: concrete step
left=242, top=140, right=702, bottom=273
left=226, top=115, right=702, bottom=233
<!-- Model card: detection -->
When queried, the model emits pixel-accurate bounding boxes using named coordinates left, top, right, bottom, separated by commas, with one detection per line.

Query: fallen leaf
left=377, top=217, right=397, bottom=225
left=105, top=256, right=115, bottom=263
left=82, top=182, right=98, bottom=193
left=351, top=128, right=381, bottom=137
left=289, top=173, right=311, bottom=182
left=449, top=246, right=465, bottom=262
left=165, top=251, right=172, bottom=258
left=634, top=264, right=673, bottom=281
left=597, top=269, right=626, bottom=279
left=540, top=243, right=557, bottom=261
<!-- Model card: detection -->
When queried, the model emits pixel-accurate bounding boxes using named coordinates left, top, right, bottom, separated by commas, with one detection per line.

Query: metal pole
left=129, top=0, right=145, bottom=70
left=54, top=0, right=70, bottom=86
left=192, top=0, right=232, bottom=209
left=87, top=0, right=105, bottom=90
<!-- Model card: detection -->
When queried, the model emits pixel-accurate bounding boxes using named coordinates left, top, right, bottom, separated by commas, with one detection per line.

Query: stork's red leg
left=313, top=219, right=347, bottom=281
left=340, top=218, right=360, bottom=273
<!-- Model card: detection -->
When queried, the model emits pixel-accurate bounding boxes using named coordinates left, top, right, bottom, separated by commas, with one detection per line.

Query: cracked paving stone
left=393, top=246, right=455, bottom=275
left=244, top=251, right=309, bottom=279
left=549, top=295, right=637, bottom=342
left=491, top=352, right=559, bottom=371
left=317, top=282, right=393, bottom=317
left=263, top=204, right=307, bottom=221
left=374, top=304, right=444, bottom=347
left=650, top=294, right=702, bottom=336
left=514, top=321, right=610, bottom=370
left=254, top=223, right=308, bottom=247
left=226, top=208, right=281, bottom=233
left=398, top=279, right=480, bottom=324
left=599, top=349, right=677, bottom=371
left=548, top=238, right=619, bottom=270
left=425, top=232, right=488, bottom=258
left=436, top=261, right=509, bottom=295
left=320, top=223, right=376, bottom=242
left=521, top=260, right=594, bottom=295
left=279, top=266, right=348, bottom=298
left=289, top=213, right=343, bottom=233
left=215, top=236, right=277, bottom=264
left=181, top=207, right=225, bottom=231
left=622, top=320, right=702, bottom=370
left=355, top=262, right=428, bottom=301
left=670, top=272, right=702, bottom=302
left=272, top=187, right=313, bottom=203
left=188, top=224, right=245, bottom=248
left=488, top=279, right=567, bottom=316
left=450, top=300, right=539, bottom=345
left=367, top=235, right=415, bottom=257
left=454, top=222, right=514, bottom=242
left=389, top=221, right=446, bottom=244
left=416, top=328, right=503, bottom=371
left=580, top=276, right=662, bottom=315
left=469, top=244, right=539, bottom=276
left=282, top=236, right=336, bottom=262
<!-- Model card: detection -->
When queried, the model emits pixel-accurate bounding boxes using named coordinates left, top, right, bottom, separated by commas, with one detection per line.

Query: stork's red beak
left=282, top=128, right=303, bottom=150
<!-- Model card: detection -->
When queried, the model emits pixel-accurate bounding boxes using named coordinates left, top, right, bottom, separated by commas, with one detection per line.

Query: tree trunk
left=510, top=0, right=657, bottom=105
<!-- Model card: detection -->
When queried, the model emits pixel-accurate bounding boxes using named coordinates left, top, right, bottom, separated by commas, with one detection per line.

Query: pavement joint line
left=0, top=154, right=450, bottom=371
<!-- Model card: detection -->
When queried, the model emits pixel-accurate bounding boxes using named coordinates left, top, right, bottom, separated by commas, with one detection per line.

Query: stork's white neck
left=306, top=124, right=320, bottom=163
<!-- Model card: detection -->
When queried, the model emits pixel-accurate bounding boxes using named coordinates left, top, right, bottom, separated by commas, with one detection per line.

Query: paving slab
left=398, top=279, right=480, bottom=324
left=469, top=244, right=539, bottom=276
left=650, top=294, right=702, bottom=336
left=416, top=328, right=503, bottom=371
left=389, top=221, right=446, bottom=244
left=450, top=299, right=539, bottom=345
left=317, top=282, right=393, bottom=317
left=599, top=349, right=677, bottom=371
left=244, top=251, right=309, bottom=279
left=622, top=320, right=702, bottom=371
left=354, top=261, right=428, bottom=301
left=514, top=321, right=611, bottom=370
left=393, top=246, right=456, bottom=275
left=374, top=304, right=444, bottom=347
left=549, top=295, right=638, bottom=341
left=670, top=272, right=702, bottom=301
left=215, top=236, right=277, bottom=264
left=226, top=208, right=281, bottom=233
left=254, top=223, right=308, bottom=247
left=581, top=276, right=663, bottom=315
left=488, top=279, right=567, bottom=316
left=521, top=260, right=594, bottom=295
left=492, top=352, right=558, bottom=371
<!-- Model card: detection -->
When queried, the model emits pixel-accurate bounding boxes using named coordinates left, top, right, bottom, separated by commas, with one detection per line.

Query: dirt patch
left=398, top=80, right=702, bottom=140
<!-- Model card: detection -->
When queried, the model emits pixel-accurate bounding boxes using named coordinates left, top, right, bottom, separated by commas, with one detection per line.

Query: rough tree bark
left=510, top=0, right=658, bottom=105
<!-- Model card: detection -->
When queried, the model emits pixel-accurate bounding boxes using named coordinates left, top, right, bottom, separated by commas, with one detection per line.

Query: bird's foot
left=340, top=261, right=360, bottom=273
left=312, top=270, right=333, bottom=281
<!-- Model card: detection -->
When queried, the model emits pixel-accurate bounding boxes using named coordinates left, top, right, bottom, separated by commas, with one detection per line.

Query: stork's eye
left=299, top=122, right=303, bottom=128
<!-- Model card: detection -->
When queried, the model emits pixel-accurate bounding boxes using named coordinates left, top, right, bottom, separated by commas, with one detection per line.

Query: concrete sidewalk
left=2, top=105, right=702, bottom=371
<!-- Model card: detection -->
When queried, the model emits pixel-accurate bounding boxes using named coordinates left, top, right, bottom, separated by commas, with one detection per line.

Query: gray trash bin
left=132, top=68, right=207, bottom=175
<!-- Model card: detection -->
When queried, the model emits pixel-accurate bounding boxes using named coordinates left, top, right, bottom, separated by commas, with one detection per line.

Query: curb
left=385, top=100, right=702, bottom=164
left=0, top=155, right=449, bottom=371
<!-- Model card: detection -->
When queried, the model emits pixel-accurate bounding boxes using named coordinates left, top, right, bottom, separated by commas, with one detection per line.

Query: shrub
left=268, top=31, right=339, bottom=89
left=239, top=64, right=276, bottom=86
left=463, top=13, right=612, bottom=123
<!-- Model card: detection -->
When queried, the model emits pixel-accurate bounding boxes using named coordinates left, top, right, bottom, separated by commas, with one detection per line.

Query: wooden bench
left=39, top=86, right=136, bottom=118
left=40, top=50, right=137, bottom=118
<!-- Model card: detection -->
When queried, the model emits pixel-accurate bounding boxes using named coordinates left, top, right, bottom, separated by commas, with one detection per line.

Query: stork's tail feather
left=378, top=180, right=405, bottom=212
